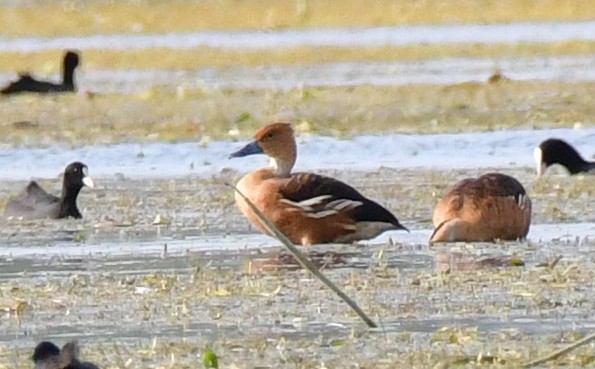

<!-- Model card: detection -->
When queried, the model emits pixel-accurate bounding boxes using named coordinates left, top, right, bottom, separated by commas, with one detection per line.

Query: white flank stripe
left=328, top=199, right=363, bottom=211
left=306, top=210, right=338, bottom=219
left=297, top=195, right=333, bottom=207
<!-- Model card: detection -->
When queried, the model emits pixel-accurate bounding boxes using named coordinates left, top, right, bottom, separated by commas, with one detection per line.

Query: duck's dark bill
left=230, top=140, right=264, bottom=158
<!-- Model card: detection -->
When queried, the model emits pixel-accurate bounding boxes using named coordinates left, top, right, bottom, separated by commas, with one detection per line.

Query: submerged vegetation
left=0, top=210, right=593, bottom=368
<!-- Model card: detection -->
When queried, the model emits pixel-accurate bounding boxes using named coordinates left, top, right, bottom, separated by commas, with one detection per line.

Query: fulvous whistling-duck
left=230, top=122, right=408, bottom=246
left=32, top=341, right=99, bottom=369
left=534, top=138, right=594, bottom=176
left=3, top=162, right=94, bottom=219
left=430, top=173, right=531, bottom=244
left=1, top=50, right=80, bottom=95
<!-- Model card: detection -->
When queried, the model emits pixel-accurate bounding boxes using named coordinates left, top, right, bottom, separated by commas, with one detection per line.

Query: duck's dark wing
left=4, top=181, right=60, bottom=219
left=278, top=172, right=406, bottom=229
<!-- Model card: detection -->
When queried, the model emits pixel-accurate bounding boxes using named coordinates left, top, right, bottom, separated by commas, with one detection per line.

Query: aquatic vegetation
left=0, top=172, right=592, bottom=352
left=0, top=82, right=594, bottom=148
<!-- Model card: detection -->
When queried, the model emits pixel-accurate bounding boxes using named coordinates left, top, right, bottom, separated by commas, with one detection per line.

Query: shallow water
left=1, top=20, right=595, bottom=52
left=78, top=55, right=595, bottom=92
left=1, top=225, right=593, bottom=348
left=0, top=127, right=592, bottom=180
left=0, top=223, right=593, bottom=259
left=2, top=54, right=593, bottom=93
left=0, top=163, right=593, bottom=367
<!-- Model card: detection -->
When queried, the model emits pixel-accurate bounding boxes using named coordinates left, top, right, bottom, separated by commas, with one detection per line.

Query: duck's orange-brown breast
left=235, top=170, right=363, bottom=245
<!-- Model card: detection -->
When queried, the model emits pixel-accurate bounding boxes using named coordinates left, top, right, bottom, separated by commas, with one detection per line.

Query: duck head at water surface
left=230, top=122, right=407, bottom=246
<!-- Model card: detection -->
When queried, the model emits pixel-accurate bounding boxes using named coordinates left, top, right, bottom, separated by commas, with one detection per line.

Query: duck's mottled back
left=430, top=173, right=531, bottom=244
left=445, top=173, right=527, bottom=204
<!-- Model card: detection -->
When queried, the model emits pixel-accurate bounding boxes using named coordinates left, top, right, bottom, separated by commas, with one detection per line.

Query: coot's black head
left=64, top=162, right=94, bottom=190
left=534, top=138, right=587, bottom=176
left=32, top=341, right=61, bottom=363
left=64, top=50, right=80, bottom=70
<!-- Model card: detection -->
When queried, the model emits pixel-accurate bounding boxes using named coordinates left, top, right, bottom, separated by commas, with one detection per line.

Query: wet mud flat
left=0, top=167, right=593, bottom=368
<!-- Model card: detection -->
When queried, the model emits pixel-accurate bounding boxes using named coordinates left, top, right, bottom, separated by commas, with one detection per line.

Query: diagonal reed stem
left=522, top=330, right=595, bottom=368
left=227, top=183, right=377, bottom=328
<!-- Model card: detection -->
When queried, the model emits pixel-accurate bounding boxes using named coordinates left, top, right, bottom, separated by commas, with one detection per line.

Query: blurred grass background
left=1, top=0, right=593, bottom=37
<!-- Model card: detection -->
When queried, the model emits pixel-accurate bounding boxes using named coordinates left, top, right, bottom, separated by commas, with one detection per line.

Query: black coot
left=1, top=50, right=80, bottom=95
left=32, top=341, right=99, bottom=369
left=534, top=138, right=594, bottom=176
left=4, top=161, right=94, bottom=219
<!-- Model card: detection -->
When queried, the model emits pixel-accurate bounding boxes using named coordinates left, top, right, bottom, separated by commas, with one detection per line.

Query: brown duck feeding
left=430, top=173, right=531, bottom=244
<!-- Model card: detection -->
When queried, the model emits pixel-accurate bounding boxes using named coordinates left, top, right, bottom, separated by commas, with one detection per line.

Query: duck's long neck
left=269, top=157, right=295, bottom=177
left=63, top=62, right=76, bottom=88
left=268, top=139, right=297, bottom=176
left=60, top=184, right=82, bottom=218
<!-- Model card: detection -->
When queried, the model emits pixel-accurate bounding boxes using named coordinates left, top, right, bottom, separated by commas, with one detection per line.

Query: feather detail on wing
left=277, top=172, right=406, bottom=229
left=279, top=196, right=363, bottom=218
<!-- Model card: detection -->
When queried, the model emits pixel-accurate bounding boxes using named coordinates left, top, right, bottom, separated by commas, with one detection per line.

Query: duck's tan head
left=230, top=122, right=297, bottom=176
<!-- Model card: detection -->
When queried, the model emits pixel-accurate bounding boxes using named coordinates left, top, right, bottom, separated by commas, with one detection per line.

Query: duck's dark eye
left=266, top=132, right=274, bottom=139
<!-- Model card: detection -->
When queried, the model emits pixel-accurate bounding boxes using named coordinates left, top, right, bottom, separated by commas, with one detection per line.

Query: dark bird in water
left=1, top=50, right=80, bottom=95
left=32, top=341, right=99, bottom=369
left=534, top=138, right=595, bottom=176
left=3, top=161, right=94, bottom=220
